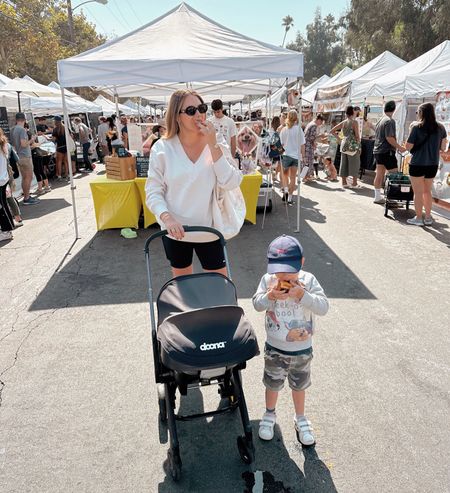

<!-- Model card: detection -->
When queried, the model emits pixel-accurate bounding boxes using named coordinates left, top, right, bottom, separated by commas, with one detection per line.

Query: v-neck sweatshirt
left=145, top=136, right=243, bottom=242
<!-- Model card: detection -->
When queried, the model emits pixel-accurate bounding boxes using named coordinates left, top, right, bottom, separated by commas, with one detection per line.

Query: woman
left=279, top=110, right=306, bottom=204
left=331, top=106, right=361, bottom=189
left=145, top=90, right=242, bottom=277
left=405, top=103, right=447, bottom=226
left=303, top=113, right=325, bottom=182
left=0, top=129, right=15, bottom=242
left=52, top=116, right=72, bottom=180
left=105, top=117, right=121, bottom=155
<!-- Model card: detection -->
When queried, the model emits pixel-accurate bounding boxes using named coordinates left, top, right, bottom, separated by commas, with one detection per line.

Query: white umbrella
left=0, top=78, right=61, bottom=111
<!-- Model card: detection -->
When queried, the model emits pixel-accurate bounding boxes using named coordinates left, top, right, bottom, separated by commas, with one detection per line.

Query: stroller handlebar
left=144, top=226, right=226, bottom=253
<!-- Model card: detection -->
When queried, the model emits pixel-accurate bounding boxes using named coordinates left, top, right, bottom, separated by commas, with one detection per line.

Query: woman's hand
left=197, top=121, right=217, bottom=147
left=161, top=212, right=184, bottom=240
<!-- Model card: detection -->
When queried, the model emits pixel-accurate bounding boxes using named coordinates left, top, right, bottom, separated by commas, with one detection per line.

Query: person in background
left=372, top=101, right=406, bottom=204
left=52, top=116, right=69, bottom=180
left=303, top=114, right=325, bottom=182
left=73, top=117, right=93, bottom=172
left=106, top=117, right=120, bottom=155
left=331, top=106, right=361, bottom=189
left=35, top=117, right=51, bottom=135
left=97, top=116, right=109, bottom=161
left=146, top=89, right=242, bottom=278
left=5, top=142, right=23, bottom=227
left=323, top=156, right=338, bottom=181
left=404, top=103, right=447, bottom=226
left=279, top=109, right=306, bottom=204
left=27, top=123, right=51, bottom=195
left=209, top=99, right=237, bottom=157
left=120, top=115, right=129, bottom=149
left=10, top=113, right=40, bottom=205
left=0, top=128, right=15, bottom=241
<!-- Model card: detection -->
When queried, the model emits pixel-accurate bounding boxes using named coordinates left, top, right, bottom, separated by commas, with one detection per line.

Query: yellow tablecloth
left=90, top=177, right=141, bottom=230
left=134, top=177, right=157, bottom=228
left=89, top=171, right=262, bottom=230
left=241, top=171, right=263, bottom=224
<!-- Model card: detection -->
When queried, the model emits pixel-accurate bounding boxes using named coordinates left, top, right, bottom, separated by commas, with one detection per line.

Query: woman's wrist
left=160, top=211, right=171, bottom=222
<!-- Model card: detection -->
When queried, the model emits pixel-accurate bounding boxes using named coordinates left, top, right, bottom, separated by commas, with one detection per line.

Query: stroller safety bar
left=144, top=226, right=226, bottom=253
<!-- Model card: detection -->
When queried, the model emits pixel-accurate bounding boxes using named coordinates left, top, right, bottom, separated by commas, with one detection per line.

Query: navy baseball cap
left=54, top=115, right=62, bottom=122
left=267, top=235, right=303, bottom=273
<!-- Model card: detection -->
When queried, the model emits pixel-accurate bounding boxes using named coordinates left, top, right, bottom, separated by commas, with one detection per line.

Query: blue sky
left=79, top=0, right=349, bottom=46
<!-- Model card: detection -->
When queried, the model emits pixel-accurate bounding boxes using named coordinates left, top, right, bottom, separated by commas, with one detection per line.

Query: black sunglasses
left=179, top=103, right=208, bottom=116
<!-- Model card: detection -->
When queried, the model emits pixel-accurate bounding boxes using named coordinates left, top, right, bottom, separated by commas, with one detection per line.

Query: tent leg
left=61, top=87, right=80, bottom=240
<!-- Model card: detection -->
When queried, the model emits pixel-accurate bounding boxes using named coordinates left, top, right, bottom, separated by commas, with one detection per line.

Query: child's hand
left=267, top=286, right=289, bottom=301
left=288, top=282, right=305, bottom=301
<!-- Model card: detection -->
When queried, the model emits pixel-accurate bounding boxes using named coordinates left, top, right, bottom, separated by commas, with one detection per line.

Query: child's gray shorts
left=263, top=346, right=312, bottom=392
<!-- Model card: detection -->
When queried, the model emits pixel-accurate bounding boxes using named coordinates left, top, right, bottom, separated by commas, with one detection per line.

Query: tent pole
left=61, top=86, right=80, bottom=240
left=114, top=88, right=120, bottom=118
left=295, top=77, right=303, bottom=233
left=17, top=91, right=21, bottom=112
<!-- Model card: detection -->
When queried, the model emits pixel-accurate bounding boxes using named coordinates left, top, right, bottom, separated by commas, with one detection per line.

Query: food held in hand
left=276, top=280, right=292, bottom=293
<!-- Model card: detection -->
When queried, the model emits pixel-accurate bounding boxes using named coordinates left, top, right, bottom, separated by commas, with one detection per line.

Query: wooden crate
left=105, top=156, right=137, bottom=180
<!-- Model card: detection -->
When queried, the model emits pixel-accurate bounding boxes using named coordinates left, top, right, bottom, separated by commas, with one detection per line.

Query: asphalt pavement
left=1, top=166, right=449, bottom=493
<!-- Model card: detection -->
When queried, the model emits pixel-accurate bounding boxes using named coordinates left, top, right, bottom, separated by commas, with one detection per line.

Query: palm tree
left=281, top=15, right=294, bottom=47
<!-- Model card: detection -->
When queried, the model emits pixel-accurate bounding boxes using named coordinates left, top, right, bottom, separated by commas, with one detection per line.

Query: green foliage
left=0, top=0, right=105, bottom=84
left=281, top=15, right=294, bottom=47
left=287, top=9, right=346, bottom=83
left=344, top=0, right=450, bottom=63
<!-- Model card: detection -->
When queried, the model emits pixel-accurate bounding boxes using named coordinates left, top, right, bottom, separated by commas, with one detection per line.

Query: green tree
left=0, top=0, right=105, bottom=86
left=281, top=15, right=294, bottom=47
left=344, top=0, right=450, bottom=63
left=287, top=9, right=346, bottom=83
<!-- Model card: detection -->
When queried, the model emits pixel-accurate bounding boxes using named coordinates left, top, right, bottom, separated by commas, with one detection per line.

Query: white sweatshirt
left=252, top=271, right=329, bottom=353
left=145, top=136, right=242, bottom=242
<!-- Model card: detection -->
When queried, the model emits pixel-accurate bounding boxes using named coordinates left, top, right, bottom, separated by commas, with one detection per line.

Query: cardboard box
left=105, top=156, right=137, bottom=180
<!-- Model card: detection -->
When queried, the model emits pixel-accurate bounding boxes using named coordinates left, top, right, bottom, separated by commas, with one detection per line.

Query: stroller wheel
left=157, top=384, right=167, bottom=423
left=237, top=436, right=254, bottom=465
left=167, top=449, right=182, bottom=481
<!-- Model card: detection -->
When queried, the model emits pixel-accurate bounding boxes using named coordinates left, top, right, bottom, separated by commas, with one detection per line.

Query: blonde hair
left=286, top=109, right=298, bottom=129
left=164, top=89, right=204, bottom=139
left=0, top=128, right=8, bottom=155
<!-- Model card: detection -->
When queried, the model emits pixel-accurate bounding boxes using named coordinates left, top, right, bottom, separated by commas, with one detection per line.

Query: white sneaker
left=374, top=197, right=385, bottom=204
left=0, top=231, right=13, bottom=241
left=423, top=216, right=433, bottom=226
left=258, top=412, right=276, bottom=441
left=406, top=216, right=424, bottom=226
left=295, top=415, right=315, bottom=446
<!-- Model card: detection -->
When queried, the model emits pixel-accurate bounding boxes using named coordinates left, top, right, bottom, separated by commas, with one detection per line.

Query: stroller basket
left=158, top=305, right=258, bottom=373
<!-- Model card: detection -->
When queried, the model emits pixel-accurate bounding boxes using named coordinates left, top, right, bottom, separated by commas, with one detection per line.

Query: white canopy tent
left=48, top=81, right=102, bottom=113
left=314, top=52, right=406, bottom=111
left=94, top=95, right=139, bottom=116
left=57, top=2, right=304, bottom=238
left=403, top=65, right=450, bottom=98
left=360, top=40, right=450, bottom=103
left=0, top=77, right=61, bottom=111
left=58, top=3, right=303, bottom=88
left=301, top=75, right=331, bottom=105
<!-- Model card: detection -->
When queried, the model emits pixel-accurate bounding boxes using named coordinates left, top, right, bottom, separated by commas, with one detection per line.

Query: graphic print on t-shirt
left=266, top=299, right=312, bottom=342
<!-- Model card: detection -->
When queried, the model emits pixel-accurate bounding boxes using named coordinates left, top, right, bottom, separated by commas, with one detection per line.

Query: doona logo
left=200, top=341, right=227, bottom=351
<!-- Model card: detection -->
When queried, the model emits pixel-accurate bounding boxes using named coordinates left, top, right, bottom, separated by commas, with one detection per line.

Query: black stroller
left=144, top=226, right=259, bottom=481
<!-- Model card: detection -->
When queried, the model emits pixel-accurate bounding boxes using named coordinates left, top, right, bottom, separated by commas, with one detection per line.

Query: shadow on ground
left=155, top=387, right=337, bottom=493
left=30, top=195, right=375, bottom=310
left=20, top=198, right=71, bottom=220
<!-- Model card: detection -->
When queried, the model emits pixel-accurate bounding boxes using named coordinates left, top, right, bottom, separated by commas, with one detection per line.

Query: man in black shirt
left=372, top=101, right=406, bottom=203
